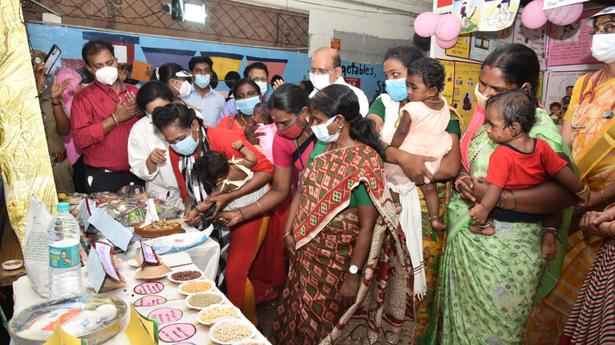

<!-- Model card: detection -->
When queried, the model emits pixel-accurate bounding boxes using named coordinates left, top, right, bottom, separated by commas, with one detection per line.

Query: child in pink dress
left=383, top=57, right=451, bottom=229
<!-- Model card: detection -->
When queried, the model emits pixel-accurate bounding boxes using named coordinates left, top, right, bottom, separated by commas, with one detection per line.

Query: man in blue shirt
left=182, top=56, right=226, bottom=126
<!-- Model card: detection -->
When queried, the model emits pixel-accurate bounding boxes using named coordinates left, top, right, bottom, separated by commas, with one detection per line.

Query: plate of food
left=208, top=319, right=256, bottom=344
left=168, top=269, right=204, bottom=284
left=135, top=263, right=171, bottom=281
left=9, top=295, right=128, bottom=344
left=185, top=292, right=225, bottom=310
left=178, top=279, right=214, bottom=295
left=197, top=305, right=241, bottom=326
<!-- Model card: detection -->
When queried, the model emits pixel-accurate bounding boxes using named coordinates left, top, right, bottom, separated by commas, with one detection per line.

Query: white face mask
left=255, top=81, right=268, bottom=96
left=474, top=84, right=488, bottom=110
left=591, top=33, right=615, bottom=64
left=311, top=116, right=341, bottom=143
left=310, top=72, right=332, bottom=91
left=95, top=66, right=118, bottom=85
left=178, top=80, right=193, bottom=98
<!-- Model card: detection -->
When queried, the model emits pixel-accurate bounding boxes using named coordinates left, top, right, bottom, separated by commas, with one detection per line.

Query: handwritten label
left=141, top=242, right=159, bottom=266
left=147, top=308, right=183, bottom=325
left=86, top=247, right=106, bottom=293
left=158, top=323, right=196, bottom=343
left=134, top=282, right=165, bottom=295
left=134, top=295, right=166, bottom=307
left=94, top=242, right=120, bottom=280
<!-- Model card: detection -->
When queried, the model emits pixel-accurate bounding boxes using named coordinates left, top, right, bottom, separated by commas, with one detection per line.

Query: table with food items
left=9, top=191, right=271, bottom=345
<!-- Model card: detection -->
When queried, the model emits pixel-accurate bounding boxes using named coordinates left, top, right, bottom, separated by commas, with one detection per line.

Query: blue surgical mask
left=236, top=96, right=260, bottom=116
left=311, top=116, right=340, bottom=143
left=385, top=78, right=408, bottom=102
left=194, top=74, right=211, bottom=89
left=171, top=129, right=198, bottom=156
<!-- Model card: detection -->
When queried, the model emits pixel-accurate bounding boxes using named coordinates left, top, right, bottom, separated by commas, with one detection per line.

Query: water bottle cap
left=57, top=202, right=70, bottom=212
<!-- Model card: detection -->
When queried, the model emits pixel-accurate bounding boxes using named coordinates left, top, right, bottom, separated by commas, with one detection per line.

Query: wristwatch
left=348, top=265, right=362, bottom=275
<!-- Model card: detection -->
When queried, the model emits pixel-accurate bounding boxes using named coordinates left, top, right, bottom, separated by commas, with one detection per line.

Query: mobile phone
left=43, top=44, right=61, bottom=75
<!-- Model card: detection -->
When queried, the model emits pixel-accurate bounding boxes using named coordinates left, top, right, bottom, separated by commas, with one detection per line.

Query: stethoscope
left=571, top=68, right=615, bottom=129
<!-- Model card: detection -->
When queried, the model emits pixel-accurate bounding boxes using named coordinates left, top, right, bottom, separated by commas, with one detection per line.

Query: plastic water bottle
left=48, top=202, right=82, bottom=298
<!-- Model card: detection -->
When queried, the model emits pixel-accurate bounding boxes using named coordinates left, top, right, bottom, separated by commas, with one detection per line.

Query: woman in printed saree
left=439, top=43, right=578, bottom=344
left=560, top=205, right=615, bottom=344
left=525, top=8, right=615, bottom=343
left=152, top=103, right=273, bottom=324
left=273, top=84, right=414, bottom=345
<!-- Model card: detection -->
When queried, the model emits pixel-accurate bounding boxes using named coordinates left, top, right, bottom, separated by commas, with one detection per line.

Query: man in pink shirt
left=71, top=40, right=142, bottom=192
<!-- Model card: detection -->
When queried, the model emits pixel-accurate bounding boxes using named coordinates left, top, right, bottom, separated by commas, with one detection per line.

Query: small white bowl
left=178, top=279, right=215, bottom=296
left=208, top=319, right=256, bottom=344
left=167, top=269, right=204, bottom=284
left=197, top=305, right=241, bottom=326
left=185, top=291, right=225, bottom=310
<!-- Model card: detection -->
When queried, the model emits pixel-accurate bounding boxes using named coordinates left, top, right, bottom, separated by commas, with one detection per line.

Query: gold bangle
left=255, top=200, right=264, bottom=215
left=111, top=113, right=119, bottom=126
left=283, top=231, right=293, bottom=238
left=238, top=208, right=246, bottom=221
left=576, top=184, right=589, bottom=197
left=600, top=190, right=609, bottom=205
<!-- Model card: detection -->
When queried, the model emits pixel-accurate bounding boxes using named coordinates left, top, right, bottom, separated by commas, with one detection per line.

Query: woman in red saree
left=273, top=84, right=414, bottom=344
left=152, top=103, right=273, bottom=323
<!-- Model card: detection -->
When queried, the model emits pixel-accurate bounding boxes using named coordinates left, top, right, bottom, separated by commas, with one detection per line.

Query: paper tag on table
left=77, top=199, right=96, bottom=230
left=43, top=325, right=85, bottom=345
left=123, top=304, right=157, bottom=345
left=85, top=247, right=106, bottom=293
left=142, top=198, right=160, bottom=227
left=24, top=197, right=53, bottom=298
left=88, top=209, right=133, bottom=251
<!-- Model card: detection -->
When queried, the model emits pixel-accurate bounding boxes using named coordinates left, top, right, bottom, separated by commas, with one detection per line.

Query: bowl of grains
left=209, top=319, right=255, bottom=344
left=185, top=292, right=225, bottom=310
left=167, top=269, right=203, bottom=284
left=178, top=280, right=214, bottom=295
left=197, top=305, right=241, bottom=326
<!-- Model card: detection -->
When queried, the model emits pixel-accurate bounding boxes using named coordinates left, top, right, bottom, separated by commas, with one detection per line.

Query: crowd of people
left=32, top=6, right=615, bottom=344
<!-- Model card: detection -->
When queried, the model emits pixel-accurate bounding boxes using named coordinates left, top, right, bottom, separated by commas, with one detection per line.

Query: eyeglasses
left=309, top=68, right=332, bottom=75
left=590, top=21, right=615, bottom=35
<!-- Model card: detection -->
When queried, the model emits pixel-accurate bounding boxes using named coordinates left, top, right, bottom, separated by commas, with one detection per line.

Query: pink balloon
left=436, top=14, right=461, bottom=42
left=437, top=37, right=458, bottom=49
left=544, top=3, right=584, bottom=26
left=521, top=0, right=548, bottom=29
left=414, top=12, right=439, bottom=37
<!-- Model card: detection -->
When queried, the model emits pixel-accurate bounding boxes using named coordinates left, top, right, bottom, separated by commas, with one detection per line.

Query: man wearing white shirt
left=309, top=47, right=369, bottom=116
left=182, top=56, right=226, bottom=127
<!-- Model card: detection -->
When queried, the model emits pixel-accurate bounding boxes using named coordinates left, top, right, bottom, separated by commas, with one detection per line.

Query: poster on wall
left=453, top=0, right=520, bottom=34
left=440, top=60, right=456, bottom=105
left=445, top=34, right=471, bottom=59
left=543, top=0, right=588, bottom=10
left=469, top=29, right=514, bottom=62
left=452, top=61, right=482, bottom=126
left=513, top=12, right=547, bottom=69
left=546, top=8, right=600, bottom=67
left=544, top=70, right=588, bottom=108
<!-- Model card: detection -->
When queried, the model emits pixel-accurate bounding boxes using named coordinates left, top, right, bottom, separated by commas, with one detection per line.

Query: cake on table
left=133, top=220, right=182, bottom=238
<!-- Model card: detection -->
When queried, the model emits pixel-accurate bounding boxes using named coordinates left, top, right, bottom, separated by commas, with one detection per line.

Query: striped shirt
left=71, top=81, right=139, bottom=172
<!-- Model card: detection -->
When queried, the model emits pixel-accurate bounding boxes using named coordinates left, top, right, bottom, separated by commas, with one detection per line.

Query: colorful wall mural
left=25, top=22, right=384, bottom=100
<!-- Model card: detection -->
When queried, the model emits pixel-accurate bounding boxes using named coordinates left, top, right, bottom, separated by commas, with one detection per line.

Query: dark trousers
left=72, top=156, right=88, bottom=193
left=84, top=165, right=143, bottom=193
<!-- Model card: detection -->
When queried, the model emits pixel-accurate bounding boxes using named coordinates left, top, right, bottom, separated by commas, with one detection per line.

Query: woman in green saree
left=439, top=43, right=578, bottom=344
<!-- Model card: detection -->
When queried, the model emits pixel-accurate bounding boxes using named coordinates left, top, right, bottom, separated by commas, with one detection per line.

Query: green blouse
left=307, top=141, right=373, bottom=207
